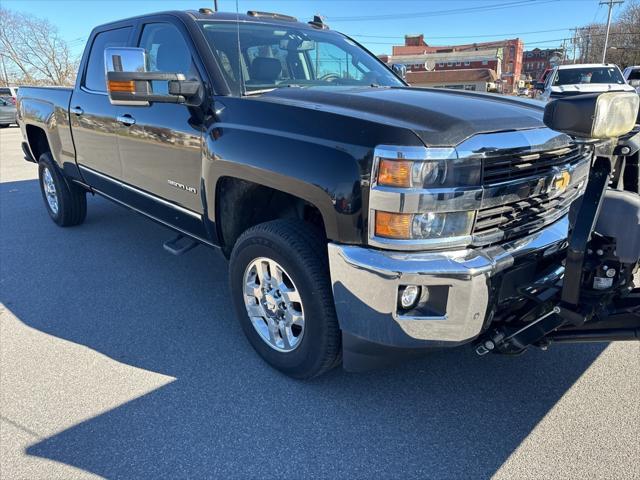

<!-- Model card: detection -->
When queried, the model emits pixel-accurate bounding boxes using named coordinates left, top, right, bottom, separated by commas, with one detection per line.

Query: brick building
left=406, top=69, right=499, bottom=92
left=522, top=48, right=564, bottom=82
left=384, top=34, right=524, bottom=93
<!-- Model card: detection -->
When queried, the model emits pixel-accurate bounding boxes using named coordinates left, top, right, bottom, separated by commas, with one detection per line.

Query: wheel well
left=25, top=125, right=50, bottom=160
left=216, top=177, right=326, bottom=257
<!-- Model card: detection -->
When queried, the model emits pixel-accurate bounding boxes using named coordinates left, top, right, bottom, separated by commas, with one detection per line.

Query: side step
left=163, top=234, right=199, bottom=256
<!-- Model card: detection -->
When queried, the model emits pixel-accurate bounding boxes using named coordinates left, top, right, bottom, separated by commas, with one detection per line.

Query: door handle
left=70, top=106, right=83, bottom=115
left=117, top=114, right=135, bottom=126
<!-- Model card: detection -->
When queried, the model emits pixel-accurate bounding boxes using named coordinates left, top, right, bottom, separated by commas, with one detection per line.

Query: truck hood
left=551, top=83, right=636, bottom=94
left=255, top=86, right=547, bottom=146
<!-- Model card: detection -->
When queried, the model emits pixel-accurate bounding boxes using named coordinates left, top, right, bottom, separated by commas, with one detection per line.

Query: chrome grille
left=482, top=146, right=585, bottom=184
left=473, top=184, right=582, bottom=245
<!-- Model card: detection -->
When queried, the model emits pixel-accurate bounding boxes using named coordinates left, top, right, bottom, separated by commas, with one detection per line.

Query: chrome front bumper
left=328, top=216, right=570, bottom=348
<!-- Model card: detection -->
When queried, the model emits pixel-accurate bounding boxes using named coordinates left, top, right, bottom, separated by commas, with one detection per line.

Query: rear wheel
left=0, top=124, right=9, bottom=128
left=38, top=153, right=87, bottom=226
left=229, top=220, right=341, bottom=379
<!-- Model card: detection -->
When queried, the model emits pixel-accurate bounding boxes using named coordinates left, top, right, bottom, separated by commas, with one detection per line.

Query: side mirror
left=391, top=63, right=407, bottom=80
left=104, top=47, right=201, bottom=106
left=534, top=82, right=545, bottom=91
left=544, top=92, right=639, bottom=139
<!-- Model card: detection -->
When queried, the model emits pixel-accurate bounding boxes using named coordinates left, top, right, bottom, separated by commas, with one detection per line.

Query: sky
left=2, top=0, right=625, bottom=57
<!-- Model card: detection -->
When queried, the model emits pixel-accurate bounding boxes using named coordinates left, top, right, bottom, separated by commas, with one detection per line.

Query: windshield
left=198, top=21, right=403, bottom=95
left=552, top=67, right=625, bottom=86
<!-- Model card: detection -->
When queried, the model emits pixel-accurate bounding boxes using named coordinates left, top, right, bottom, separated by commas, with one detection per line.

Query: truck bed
left=17, top=86, right=75, bottom=169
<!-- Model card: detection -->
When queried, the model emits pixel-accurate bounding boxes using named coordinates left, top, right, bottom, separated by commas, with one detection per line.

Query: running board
left=163, top=234, right=199, bottom=256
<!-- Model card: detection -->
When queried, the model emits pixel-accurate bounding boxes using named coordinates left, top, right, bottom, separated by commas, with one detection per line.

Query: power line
left=329, top=0, right=557, bottom=22
left=351, top=28, right=572, bottom=40
left=359, top=32, right=640, bottom=46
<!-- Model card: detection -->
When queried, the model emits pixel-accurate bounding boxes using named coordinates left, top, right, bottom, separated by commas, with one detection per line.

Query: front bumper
left=328, top=216, right=570, bottom=348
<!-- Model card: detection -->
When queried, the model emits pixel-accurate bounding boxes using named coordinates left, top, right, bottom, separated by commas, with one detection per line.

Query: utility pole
left=600, top=0, right=624, bottom=63
left=213, top=0, right=218, bottom=11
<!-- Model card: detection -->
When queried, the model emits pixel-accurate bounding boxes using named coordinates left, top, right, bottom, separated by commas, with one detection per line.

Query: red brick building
left=522, top=48, right=564, bottom=82
left=406, top=68, right=499, bottom=92
left=386, top=34, right=524, bottom=93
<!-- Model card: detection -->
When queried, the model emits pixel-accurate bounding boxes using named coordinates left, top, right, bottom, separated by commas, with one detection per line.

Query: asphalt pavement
left=1, top=125, right=639, bottom=479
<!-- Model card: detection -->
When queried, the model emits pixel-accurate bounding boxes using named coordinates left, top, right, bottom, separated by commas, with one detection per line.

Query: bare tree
left=0, top=7, right=79, bottom=86
left=574, top=0, right=640, bottom=67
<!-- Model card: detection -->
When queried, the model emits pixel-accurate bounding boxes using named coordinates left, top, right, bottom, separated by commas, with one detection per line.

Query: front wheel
left=229, top=220, right=341, bottom=379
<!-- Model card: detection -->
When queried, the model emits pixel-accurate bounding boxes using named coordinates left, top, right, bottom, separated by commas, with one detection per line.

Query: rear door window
left=84, top=27, right=132, bottom=92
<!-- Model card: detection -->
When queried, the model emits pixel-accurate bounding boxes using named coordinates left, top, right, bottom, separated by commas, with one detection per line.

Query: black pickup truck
left=17, top=9, right=640, bottom=378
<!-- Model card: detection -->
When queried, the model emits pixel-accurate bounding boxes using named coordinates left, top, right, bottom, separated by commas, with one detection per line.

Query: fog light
left=400, top=285, right=421, bottom=309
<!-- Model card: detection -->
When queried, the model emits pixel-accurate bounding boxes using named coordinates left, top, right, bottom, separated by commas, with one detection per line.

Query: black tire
left=0, top=124, right=9, bottom=128
left=38, top=152, right=87, bottom=226
left=229, top=220, right=341, bottom=379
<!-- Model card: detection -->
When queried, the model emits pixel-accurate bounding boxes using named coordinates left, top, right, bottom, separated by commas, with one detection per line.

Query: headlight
left=375, top=147, right=480, bottom=188
left=369, top=145, right=482, bottom=250
left=374, top=211, right=475, bottom=240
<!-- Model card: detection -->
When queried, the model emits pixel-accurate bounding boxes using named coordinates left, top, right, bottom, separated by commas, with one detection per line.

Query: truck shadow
left=1, top=180, right=606, bottom=478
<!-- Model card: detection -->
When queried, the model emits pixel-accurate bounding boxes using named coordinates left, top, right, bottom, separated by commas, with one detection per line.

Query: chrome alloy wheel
left=42, top=167, right=59, bottom=215
left=243, top=257, right=305, bottom=352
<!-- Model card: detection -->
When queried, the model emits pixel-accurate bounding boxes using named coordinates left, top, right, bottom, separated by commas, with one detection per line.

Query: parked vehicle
left=16, top=10, right=640, bottom=378
left=0, top=86, right=19, bottom=105
left=0, top=96, right=17, bottom=127
left=536, top=63, right=635, bottom=102
left=623, top=66, right=640, bottom=94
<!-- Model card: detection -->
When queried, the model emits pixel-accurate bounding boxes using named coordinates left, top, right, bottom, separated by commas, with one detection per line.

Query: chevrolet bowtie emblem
left=551, top=170, right=571, bottom=193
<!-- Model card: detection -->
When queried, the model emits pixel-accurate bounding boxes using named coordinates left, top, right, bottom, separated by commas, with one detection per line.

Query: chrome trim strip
left=369, top=185, right=482, bottom=213
left=78, top=164, right=202, bottom=220
left=91, top=187, right=216, bottom=248
left=373, top=145, right=456, bottom=161
left=456, top=128, right=572, bottom=158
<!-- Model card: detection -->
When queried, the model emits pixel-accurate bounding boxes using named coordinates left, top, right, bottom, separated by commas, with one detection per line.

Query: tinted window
left=199, top=21, right=402, bottom=95
left=84, top=27, right=132, bottom=92
left=138, top=23, right=198, bottom=94
left=628, top=69, right=640, bottom=81
left=139, top=23, right=194, bottom=75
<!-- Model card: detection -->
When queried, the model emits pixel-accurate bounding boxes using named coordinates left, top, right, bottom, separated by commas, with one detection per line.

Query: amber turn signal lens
left=377, top=159, right=412, bottom=187
left=108, top=80, right=135, bottom=93
left=375, top=211, right=412, bottom=239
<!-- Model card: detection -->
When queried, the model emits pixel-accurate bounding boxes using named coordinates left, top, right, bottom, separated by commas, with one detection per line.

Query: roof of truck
left=556, top=63, right=619, bottom=69
left=95, top=9, right=326, bottom=31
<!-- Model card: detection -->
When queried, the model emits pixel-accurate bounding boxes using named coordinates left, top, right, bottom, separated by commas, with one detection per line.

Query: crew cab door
left=71, top=25, right=132, bottom=194
left=116, top=20, right=205, bottom=234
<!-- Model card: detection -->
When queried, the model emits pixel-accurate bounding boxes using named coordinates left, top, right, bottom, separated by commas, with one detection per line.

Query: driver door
left=116, top=19, right=205, bottom=230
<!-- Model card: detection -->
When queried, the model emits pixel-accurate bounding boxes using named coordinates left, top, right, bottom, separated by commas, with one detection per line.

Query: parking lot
left=1, top=125, right=638, bottom=479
